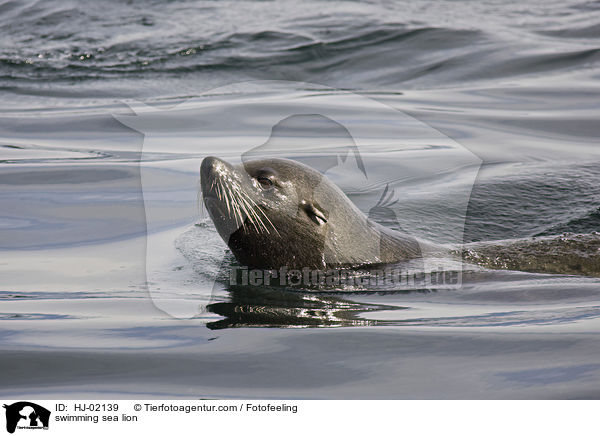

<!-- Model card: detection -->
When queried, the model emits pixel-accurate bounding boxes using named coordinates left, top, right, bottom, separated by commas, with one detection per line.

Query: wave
left=537, top=208, right=600, bottom=236
left=1, top=0, right=599, bottom=95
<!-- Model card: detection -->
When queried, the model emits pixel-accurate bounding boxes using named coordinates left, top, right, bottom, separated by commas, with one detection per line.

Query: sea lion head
left=201, top=156, right=337, bottom=269
left=201, top=156, right=423, bottom=271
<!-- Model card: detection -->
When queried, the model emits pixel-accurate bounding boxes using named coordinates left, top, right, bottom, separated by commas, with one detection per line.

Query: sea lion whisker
left=226, top=183, right=243, bottom=228
left=197, top=186, right=205, bottom=218
left=239, top=193, right=268, bottom=234
left=239, top=191, right=272, bottom=235
left=243, top=194, right=280, bottom=236
left=221, top=181, right=239, bottom=228
left=216, top=180, right=223, bottom=203
left=237, top=192, right=265, bottom=231
left=232, top=187, right=246, bottom=229
left=221, top=182, right=232, bottom=217
left=256, top=207, right=280, bottom=236
left=231, top=181, right=251, bottom=230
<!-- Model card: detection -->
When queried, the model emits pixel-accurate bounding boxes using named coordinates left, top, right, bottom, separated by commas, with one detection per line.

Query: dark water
left=1, top=0, right=600, bottom=399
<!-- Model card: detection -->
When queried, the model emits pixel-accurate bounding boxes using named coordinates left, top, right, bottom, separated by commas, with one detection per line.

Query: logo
left=3, top=402, right=50, bottom=434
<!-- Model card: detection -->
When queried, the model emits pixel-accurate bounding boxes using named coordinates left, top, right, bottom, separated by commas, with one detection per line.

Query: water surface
left=1, top=0, right=600, bottom=399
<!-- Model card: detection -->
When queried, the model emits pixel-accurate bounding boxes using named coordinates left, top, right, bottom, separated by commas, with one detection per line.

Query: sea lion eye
left=257, top=176, right=273, bottom=189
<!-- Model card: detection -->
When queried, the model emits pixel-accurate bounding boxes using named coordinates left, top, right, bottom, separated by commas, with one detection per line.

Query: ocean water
left=1, top=0, right=600, bottom=399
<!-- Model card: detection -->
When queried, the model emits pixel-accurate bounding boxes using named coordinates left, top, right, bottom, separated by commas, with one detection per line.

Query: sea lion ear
left=301, top=201, right=328, bottom=226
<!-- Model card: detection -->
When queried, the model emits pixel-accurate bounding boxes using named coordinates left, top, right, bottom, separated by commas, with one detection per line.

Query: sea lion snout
left=200, top=156, right=217, bottom=194
left=201, top=156, right=231, bottom=193
left=201, top=156, right=247, bottom=240
left=200, top=155, right=219, bottom=177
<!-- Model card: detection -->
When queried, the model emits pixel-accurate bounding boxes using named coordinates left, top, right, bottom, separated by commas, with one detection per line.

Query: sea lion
left=201, top=156, right=600, bottom=277
left=200, top=156, right=432, bottom=270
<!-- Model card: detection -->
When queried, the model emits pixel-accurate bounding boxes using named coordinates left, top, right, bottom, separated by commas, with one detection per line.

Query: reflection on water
left=203, top=271, right=600, bottom=329
left=205, top=286, right=406, bottom=329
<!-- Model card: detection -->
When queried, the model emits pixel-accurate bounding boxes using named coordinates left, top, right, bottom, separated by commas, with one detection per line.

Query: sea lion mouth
left=203, top=195, right=225, bottom=218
